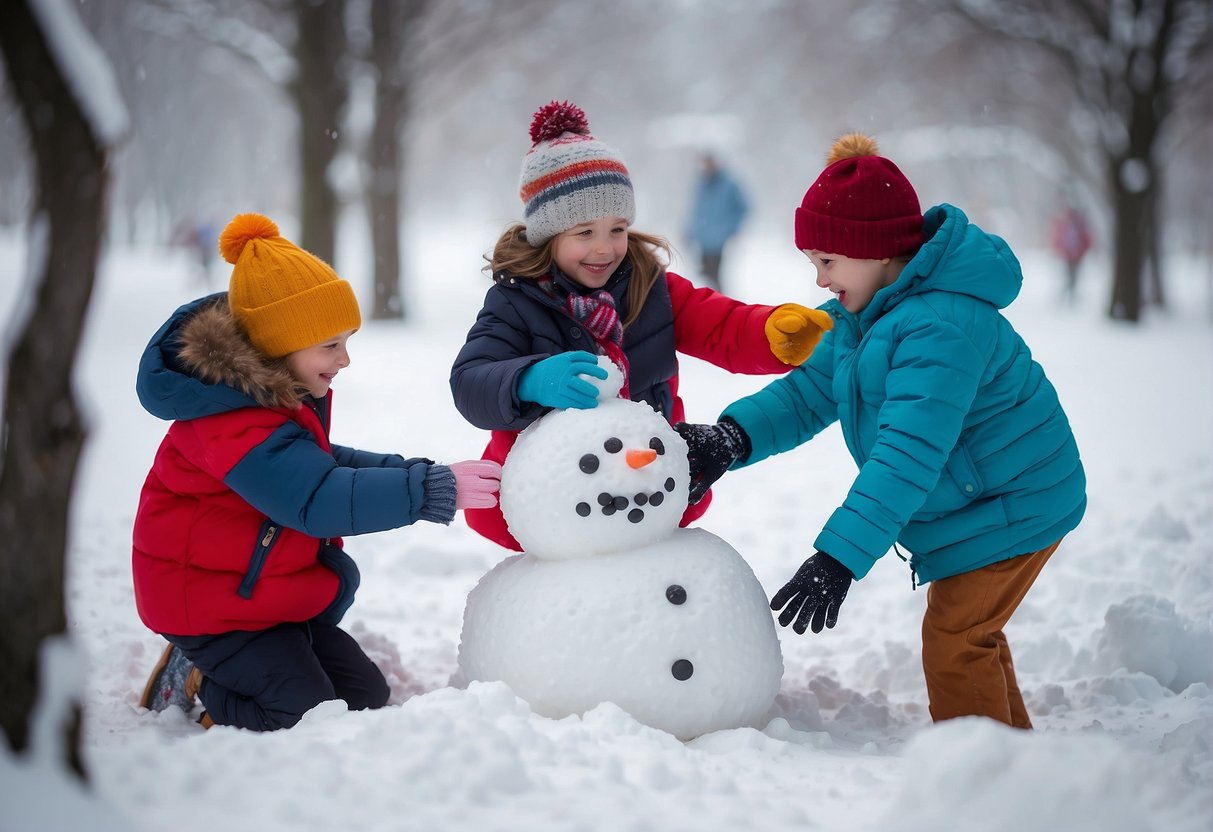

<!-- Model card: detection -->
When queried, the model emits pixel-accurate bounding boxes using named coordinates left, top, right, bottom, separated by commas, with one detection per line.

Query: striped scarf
left=539, top=276, right=630, bottom=398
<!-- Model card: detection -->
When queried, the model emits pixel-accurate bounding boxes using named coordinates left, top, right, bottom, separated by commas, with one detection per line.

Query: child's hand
left=770, top=551, right=853, bottom=634
left=765, top=303, right=833, bottom=366
left=674, top=417, right=751, bottom=504
left=450, top=460, right=503, bottom=510
left=517, top=351, right=608, bottom=409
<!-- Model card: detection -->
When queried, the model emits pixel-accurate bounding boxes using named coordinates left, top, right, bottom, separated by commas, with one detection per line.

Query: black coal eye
left=671, top=659, right=694, bottom=681
left=575, top=502, right=591, bottom=516
left=604, top=437, right=622, bottom=454
left=579, top=454, right=599, bottom=474
left=666, top=585, right=686, bottom=605
left=649, top=437, right=665, bottom=455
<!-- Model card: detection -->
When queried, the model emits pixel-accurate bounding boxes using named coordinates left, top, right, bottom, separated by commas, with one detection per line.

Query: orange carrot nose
left=626, top=448, right=658, bottom=469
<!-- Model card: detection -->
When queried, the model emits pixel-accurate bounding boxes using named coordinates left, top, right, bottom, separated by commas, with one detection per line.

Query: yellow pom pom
left=826, top=133, right=880, bottom=166
left=218, top=213, right=280, bottom=265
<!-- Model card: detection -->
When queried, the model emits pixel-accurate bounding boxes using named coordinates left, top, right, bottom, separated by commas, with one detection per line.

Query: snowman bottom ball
left=456, top=528, right=784, bottom=740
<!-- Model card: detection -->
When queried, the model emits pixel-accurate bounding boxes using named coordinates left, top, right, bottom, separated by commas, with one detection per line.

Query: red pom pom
left=219, top=213, right=279, bottom=264
left=529, top=100, right=589, bottom=145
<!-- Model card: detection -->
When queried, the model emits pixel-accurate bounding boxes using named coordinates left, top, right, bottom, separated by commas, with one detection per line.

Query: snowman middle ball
left=500, top=360, right=689, bottom=560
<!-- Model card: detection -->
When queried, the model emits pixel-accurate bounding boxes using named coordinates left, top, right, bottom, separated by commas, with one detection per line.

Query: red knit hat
left=794, top=133, right=923, bottom=259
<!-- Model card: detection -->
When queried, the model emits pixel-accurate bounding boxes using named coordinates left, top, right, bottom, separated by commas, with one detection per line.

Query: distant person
left=686, top=152, right=749, bottom=291
left=1050, top=201, right=1092, bottom=303
left=450, top=100, right=832, bottom=552
left=172, top=216, right=221, bottom=287
left=677, top=133, right=1086, bottom=729
left=134, top=213, right=501, bottom=731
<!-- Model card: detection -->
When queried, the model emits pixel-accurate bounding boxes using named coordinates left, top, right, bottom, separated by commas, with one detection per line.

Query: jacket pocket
left=944, top=443, right=984, bottom=502
left=237, top=519, right=279, bottom=599
left=918, top=444, right=985, bottom=517
left=313, top=542, right=362, bottom=627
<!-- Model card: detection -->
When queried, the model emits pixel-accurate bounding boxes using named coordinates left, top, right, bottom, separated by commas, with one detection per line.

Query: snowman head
left=501, top=357, right=690, bottom=559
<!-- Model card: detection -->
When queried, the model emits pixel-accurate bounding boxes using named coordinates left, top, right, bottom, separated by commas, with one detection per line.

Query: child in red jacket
left=450, top=101, right=833, bottom=550
left=134, top=213, right=500, bottom=730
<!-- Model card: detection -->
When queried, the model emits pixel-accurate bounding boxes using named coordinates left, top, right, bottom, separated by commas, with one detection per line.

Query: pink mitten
left=450, top=460, right=503, bottom=510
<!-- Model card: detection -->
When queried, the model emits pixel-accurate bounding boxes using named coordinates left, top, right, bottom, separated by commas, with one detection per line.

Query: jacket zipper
left=237, top=519, right=279, bottom=599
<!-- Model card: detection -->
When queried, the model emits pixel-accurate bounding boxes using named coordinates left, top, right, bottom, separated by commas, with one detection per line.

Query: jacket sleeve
left=666, top=273, right=787, bottom=374
left=175, top=409, right=444, bottom=537
left=331, top=444, right=431, bottom=470
left=450, top=286, right=550, bottom=431
left=720, top=330, right=840, bottom=464
left=815, top=318, right=985, bottom=579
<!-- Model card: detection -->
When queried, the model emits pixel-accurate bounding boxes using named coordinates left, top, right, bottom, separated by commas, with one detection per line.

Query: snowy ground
left=2, top=221, right=1211, bottom=831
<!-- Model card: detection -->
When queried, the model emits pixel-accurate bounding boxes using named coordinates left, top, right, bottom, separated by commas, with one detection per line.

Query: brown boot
left=139, top=643, right=202, bottom=713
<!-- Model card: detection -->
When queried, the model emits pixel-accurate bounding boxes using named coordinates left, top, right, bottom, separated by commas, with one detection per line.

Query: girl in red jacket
left=450, top=101, right=833, bottom=551
left=134, top=213, right=500, bottom=731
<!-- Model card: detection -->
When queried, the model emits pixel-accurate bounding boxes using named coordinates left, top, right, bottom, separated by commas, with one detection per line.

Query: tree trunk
left=0, top=0, right=114, bottom=778
left=1145, top=171, right=1166, bottom=308
left=292, top=0, right=348, bottom=265
left=366, top=0, right=425, bottom=321
left=1107, top=153, right=1149, bottom=322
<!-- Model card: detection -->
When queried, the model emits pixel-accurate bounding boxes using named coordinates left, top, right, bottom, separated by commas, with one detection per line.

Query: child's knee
left=259, top=675, right=337, bottom=729
left=343, top=668, right=390, bottom=711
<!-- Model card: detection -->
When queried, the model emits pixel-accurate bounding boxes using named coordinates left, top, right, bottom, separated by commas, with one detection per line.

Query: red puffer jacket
left=133, top=296, right=452, bottom=635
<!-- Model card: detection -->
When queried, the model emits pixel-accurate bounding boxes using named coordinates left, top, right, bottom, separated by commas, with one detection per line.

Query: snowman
left=456, top=358, right=783, bottom=740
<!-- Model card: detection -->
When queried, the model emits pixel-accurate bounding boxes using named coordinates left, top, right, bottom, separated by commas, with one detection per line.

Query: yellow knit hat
left=219, top=213, right=361, bottom=358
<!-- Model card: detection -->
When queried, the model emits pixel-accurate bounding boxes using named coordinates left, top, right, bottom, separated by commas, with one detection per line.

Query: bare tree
left=0, top=0, right=126, bottom=774
left=352, top=0, right=560, bottom=320
left=916, top=0, right=1213, bottom=322
left=132, top=0, right=348, bottom=264
left=361, top=0, right=430, bottom=320
left=293, top=0, right=349, bottom=265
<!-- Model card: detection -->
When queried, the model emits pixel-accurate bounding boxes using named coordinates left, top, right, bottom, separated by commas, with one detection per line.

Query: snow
left=0, top=221, right=1211, bottom=831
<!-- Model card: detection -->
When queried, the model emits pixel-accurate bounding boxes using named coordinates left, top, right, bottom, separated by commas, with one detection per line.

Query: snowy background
left=1, top=214, right=1211, bottom=830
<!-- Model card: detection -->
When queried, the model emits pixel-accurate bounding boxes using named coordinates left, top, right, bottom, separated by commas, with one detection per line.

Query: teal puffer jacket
left=723, top=204, right=1085, bottom=584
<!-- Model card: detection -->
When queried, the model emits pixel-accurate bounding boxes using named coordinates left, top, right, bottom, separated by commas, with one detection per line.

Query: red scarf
left=539, top=276, right=630, bottom=398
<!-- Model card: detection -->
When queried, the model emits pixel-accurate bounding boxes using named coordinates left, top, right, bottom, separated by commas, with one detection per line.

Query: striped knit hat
left=518, top=101, right=635, bottom=247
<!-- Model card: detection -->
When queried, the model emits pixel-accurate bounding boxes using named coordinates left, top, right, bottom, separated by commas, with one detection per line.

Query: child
left=678, top=134, right=1086, bottom=729
left=450, top=100, right=832, bottom=550
left=134, top=213, right=501, bottom=731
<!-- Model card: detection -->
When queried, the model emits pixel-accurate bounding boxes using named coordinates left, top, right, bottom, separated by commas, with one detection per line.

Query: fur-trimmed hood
left=136, top=293, right=304, bottom=422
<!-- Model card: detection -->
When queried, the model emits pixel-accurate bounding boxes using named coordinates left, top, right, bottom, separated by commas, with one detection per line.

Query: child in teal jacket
left=676, top=134, right=1086, bottom=728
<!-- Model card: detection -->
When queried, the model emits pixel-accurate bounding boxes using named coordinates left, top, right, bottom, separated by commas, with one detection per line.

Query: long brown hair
left=485, top=223, right=670, bottom=329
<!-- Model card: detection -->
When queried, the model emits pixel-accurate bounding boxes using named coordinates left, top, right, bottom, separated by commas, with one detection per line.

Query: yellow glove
left=764, top=303, right=833, bottom=366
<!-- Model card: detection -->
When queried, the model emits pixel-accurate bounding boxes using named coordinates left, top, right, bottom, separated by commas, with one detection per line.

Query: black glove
left=674, top=417, right=751, bottom=505
left=770, top=551, right=854, bottom=634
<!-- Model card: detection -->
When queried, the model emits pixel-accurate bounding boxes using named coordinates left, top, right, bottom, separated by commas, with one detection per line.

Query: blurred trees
left=1, top=0, right=1209, bottom=323
left=912, top=0, right=1212, bottom=321
left=0, top=0, right=126, bottom=775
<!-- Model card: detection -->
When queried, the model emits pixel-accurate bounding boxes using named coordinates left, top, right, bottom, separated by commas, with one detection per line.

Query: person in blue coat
left=676, top=134, right=1086, bottom=729
left=686, top=152, right=749, bottom=291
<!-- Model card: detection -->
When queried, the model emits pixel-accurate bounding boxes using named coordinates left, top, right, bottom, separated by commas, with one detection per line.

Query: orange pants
left=921, top=539, right=1062, bottom=728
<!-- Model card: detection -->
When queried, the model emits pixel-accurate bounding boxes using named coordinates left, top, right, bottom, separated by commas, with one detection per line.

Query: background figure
left=1050, top=201, right=1092, bottom=303
left=172, top=216, right=221, bottom=288
left=686, top=152, right=749, bottom=291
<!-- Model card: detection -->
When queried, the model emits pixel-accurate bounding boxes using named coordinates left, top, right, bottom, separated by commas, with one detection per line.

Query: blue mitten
left=517, top=351, right=608, bottom=410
